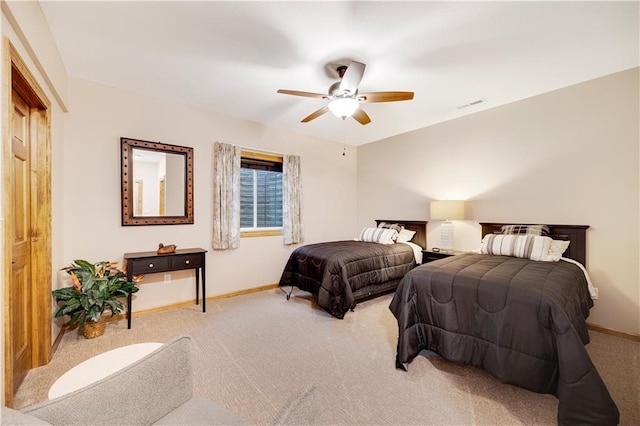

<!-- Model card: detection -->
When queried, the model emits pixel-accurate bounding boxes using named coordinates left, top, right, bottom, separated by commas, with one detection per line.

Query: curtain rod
left=240, top=145, right=287, bottom=158
left=215, top=141, right=289, bottom=158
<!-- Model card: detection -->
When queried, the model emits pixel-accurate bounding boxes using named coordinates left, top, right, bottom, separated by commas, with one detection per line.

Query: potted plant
left=52, top=259, right=140, bottom=338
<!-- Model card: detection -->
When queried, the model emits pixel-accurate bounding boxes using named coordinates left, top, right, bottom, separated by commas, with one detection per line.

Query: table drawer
left=129, top=256, right=170, bottom=274
left=423, top=252, right=450, bottom=263
left=170, top=254, right=203, bottom=270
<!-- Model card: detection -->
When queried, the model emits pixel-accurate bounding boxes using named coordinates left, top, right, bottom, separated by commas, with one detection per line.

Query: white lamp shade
left=328, top=98, right=359, bottom=119
left=430, top=200, right=465, bottom=220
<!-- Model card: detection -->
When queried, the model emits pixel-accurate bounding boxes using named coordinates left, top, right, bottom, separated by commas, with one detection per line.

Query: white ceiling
left=39, top=1, right=639, bottom=146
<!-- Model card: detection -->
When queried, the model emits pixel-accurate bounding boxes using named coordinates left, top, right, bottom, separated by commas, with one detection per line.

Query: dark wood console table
left=123, top=247, right=207, bottom=329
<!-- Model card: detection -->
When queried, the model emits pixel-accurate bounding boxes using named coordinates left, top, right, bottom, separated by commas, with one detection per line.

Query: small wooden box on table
left=123, top=247, right=207, bottom=329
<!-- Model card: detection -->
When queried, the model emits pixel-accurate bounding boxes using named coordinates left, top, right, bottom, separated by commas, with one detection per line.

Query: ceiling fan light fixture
left=277, top=60, right=414, bottom=125
left=328, top=98, right=359, bottom=119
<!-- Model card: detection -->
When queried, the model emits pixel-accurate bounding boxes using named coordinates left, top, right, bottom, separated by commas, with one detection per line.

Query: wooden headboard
left=480, top=223, right=589, bottom=266
left=375, top=220, right=428, bottom=249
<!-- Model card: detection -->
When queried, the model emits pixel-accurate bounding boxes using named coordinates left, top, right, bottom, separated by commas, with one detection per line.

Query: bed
left=278, top=220, right=427, bottom=319
left=390, top=223, right=619, bottom=425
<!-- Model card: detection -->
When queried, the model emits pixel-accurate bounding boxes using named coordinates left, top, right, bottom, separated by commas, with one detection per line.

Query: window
left=240, top=151, right=283, bottom=237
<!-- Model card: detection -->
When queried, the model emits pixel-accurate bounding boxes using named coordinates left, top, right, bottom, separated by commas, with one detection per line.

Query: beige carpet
left=13, top=289, right=640, bottom=425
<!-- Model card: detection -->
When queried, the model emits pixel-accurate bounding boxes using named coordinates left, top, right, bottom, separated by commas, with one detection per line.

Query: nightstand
left=421, top=250, right=466, bottom=264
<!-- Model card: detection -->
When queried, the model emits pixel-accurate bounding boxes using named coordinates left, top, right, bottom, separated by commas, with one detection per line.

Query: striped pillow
left=378, top=222, right=403, bottom=233
left=480, top=234, right=552, bottom=261
left=359, top=227, right=398, bottom=245
left=501, top=224, right=550, bottom=236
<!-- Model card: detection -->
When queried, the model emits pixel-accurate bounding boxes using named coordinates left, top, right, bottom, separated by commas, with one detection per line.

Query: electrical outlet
left=593, top=287, right=598, bottom=300
left=164, top=273, right=171, bottom=283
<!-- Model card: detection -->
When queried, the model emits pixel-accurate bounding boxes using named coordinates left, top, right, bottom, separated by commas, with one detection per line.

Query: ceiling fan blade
left=352, top=107, right=371, bottom=125
left=339, top=61, right=366, bottom=95
left=277, top=89, right=326, bottom=99
left=301, top=106, right=329, bottom=123
left=359, top=91, right=414, bottom=103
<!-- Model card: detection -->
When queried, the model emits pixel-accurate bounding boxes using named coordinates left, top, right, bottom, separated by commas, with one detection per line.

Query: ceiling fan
left=277, top=61, right=414, bottom=125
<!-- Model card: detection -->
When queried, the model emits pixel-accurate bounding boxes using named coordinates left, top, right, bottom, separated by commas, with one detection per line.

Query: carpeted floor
left=13, top=289, right=640, bottom=425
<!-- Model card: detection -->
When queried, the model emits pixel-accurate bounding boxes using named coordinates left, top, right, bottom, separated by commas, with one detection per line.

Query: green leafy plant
left=52, top=259, right=140, bottom=327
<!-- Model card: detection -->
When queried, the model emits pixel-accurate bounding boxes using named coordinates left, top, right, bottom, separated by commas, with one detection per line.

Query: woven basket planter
left=82, top=319, right=106, bottom=339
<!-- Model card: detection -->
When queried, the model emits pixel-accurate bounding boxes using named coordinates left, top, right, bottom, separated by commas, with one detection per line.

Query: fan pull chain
left=341, top=120, right=347, bottom=157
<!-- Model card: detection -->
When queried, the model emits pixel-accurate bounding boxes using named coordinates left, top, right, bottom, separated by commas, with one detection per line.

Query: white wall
left=62, top=77, right=358, bottom=312
left=357, top=68, right=640, bottom=336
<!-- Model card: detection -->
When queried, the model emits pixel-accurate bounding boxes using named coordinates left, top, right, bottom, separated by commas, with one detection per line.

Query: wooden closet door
left=9, top=88, right=32, bottom=392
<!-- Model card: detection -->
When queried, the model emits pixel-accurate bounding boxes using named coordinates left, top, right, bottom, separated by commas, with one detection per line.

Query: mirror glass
left=121, top=138, right=194, bottom=225
left=132, top=148, right=185, bottom=217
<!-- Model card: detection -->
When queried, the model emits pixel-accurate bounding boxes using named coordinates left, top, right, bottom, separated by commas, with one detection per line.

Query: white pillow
left=358, top=227, right=398, bottom=245
left=480, top=234, right=552, bottom=261
left=544, top=239, right=570, bottom=261
left=396, top=228, right=416, bottom=243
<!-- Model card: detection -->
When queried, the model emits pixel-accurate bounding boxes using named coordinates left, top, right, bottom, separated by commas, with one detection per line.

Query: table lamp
left=430, top=200, right=465, bottom=252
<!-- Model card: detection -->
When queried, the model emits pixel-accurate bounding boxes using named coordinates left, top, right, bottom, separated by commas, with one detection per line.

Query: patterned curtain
left=283, top=155, right=303, bottom=245
left=212, top=141, right=241, bottom=250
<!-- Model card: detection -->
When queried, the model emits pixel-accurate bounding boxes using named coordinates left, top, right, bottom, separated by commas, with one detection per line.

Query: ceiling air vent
left=456, top=99, right=485, bottom=110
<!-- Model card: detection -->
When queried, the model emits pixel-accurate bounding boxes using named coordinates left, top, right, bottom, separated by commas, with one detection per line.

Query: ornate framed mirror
left=121, top=137, right=194, bottom=225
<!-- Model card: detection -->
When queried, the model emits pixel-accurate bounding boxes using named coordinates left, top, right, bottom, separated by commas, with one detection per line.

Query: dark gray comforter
left=390, top=253, right=619, bottom=425
left=279, top=240, right=415, bottom=318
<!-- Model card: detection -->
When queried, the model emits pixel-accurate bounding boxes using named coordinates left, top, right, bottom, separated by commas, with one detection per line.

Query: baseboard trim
left=51, top=326, right=65, bottom=356
left=55, top=284, right=280, bottom=336
left=129, top=283, right=279, bottom=318
left=587, top=323, right=640, bottom=342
